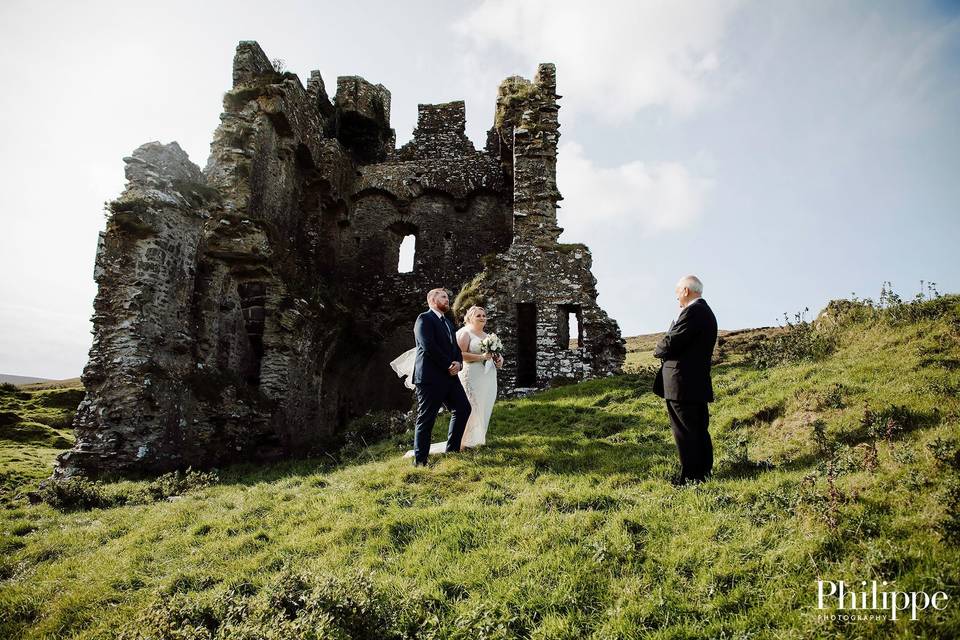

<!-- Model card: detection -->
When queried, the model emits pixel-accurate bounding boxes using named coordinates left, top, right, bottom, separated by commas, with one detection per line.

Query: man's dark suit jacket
left=653, top=298, right=718, bottom=403
left=413, top=310, right=463, bottom=385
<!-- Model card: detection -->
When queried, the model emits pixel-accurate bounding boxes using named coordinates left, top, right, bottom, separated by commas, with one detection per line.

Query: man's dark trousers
left=666, top=400, right=713, bottom=482
left=413, top=380, right=471, bottom=464
left=411, top=309, right=471, bottom=465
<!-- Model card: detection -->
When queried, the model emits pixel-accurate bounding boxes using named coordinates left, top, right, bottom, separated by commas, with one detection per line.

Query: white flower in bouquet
left=479, top=334, right=503, bottom=371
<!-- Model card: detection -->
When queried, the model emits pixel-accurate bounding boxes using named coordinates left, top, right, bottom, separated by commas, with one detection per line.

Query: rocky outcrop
left=54, top=42, right=624, bottom=479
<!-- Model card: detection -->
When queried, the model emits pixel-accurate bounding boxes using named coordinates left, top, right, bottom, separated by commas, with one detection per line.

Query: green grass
left=1, top=299, right=959, bottom=638
left=0, top=387, right=79, bottom=510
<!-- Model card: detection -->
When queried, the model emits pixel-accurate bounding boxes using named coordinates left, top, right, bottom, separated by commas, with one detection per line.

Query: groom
left=653, top=275, right=718, bottom=483
left=411, top=288, right=472, bottom=466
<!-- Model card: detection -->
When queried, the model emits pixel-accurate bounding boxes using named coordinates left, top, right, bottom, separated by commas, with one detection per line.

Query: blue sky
left=1, top=0, right=958, bottom=378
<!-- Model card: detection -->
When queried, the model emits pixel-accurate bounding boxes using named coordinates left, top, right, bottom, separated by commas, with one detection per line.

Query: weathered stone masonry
left=54, top=41, right=625, bottom=478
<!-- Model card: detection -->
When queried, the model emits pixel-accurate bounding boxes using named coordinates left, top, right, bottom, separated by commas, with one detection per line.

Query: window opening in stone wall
left=237, top=282, right=266, bottom=385
left=389, top=221, right=418, bottom=274
left=516, top=303, right=537, bottom=386
left=398, top=234, right=415, bottom=273
left=558, top=304, right=583, bottom=349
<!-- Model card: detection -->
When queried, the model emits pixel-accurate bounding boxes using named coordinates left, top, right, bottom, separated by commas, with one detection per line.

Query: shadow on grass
left=49, top=373, right=674, bottom=491
left=478, top=433, right=678, bottom=480
left=206, top=373, right=678, bottom=487
left=213, top=456, right=339, bottom=486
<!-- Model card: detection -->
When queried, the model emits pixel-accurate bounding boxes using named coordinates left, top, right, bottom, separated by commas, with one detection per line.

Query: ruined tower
left=54, top=42, right=625, bottom=479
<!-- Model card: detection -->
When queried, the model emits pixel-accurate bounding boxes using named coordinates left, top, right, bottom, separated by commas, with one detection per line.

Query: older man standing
left=653, top=275, right=718, bottom=483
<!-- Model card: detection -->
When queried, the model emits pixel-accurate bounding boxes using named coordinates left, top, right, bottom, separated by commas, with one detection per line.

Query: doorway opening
left=516, top=303, right=537, bottom=386
left=238, top=281, right=267, bottom=385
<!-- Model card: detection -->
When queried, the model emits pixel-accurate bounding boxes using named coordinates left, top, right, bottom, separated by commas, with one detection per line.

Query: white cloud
left=552, top=141, right=715, bottom=334
left=556, top=141, right=713, bottom=238
left=0, top=304, right=91, bottom=380
left=454, top=0, right=743, bottom=120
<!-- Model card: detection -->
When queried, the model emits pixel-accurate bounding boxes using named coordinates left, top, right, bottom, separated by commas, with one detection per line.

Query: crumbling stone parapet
left=333, top=76, right=394, bottom=163
left=232, top=41, right=274, bottom=87
left=397, top=101, right=476, bottom=161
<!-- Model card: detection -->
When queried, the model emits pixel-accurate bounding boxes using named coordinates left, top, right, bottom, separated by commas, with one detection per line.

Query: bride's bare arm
left=457, top=331, right=489, bottom=362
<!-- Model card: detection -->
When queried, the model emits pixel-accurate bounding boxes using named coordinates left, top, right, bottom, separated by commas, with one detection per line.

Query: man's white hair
left=677, top=275, right=704, bottom=294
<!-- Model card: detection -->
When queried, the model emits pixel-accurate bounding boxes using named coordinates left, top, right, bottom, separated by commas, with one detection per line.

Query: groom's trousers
left=413, top=380, right=472, bottom=464
left=666, top=400, right=713, bottom=482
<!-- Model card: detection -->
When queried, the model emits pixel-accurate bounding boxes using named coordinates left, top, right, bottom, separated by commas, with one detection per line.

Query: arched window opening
left=398, top=234, right=416, bottom=273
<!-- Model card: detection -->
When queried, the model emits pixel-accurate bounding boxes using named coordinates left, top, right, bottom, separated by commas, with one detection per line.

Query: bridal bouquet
left=479, top=334, right=503, bottom=372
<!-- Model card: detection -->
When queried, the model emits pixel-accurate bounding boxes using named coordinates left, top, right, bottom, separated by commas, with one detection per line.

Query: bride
left=392, top=305, right=502, bottom=456
left=455, top=305, right=502, bottom=449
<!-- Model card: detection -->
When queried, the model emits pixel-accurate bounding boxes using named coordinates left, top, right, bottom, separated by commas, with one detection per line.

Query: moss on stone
left=494, top=79, right=540, bottom=130
left=452, top=271, right=489, bottom=325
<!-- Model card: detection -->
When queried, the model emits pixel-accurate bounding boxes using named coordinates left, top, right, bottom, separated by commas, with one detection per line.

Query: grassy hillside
left=0, top=386, right=80, bottom=510
left=17, top=377, right=84, bottom=392
left=1, top=296, right=959, bottom=638
left=623, top=328, right=776, bottom=372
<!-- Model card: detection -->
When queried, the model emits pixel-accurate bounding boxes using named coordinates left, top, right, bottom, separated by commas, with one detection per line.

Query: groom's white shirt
left=431, top=307, right=454, bottom=343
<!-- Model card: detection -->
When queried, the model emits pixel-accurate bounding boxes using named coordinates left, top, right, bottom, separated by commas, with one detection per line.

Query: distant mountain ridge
left=0, top=374, right=52, bottom=385
left=0, top=375, right=83, bottom=390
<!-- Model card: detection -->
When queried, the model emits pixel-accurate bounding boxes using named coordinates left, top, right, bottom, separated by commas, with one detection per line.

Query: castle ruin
left=53, top=41, right=625, bottom=478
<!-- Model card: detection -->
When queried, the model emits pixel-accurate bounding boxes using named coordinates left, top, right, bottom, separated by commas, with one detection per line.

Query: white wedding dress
left=393, top=328, right=497, bottom=456
left=457, top=328, right=497, bottom=448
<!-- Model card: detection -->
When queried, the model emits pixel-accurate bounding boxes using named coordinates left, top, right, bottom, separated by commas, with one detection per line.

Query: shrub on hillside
left=818, top=281, right=957, bottom=328
left=752, top=283, right=957, bottom=370
left=716, top=435, right=774, bottom=478
left=120, top=570, right=423, bottom=640
left=36, top=467, right=219, bottom=511
left=127, top=467, right=219, bottom=504
left=943, top=479, right=960, bottom=545
left=748, top=309, right=836, bottom=369
left=34, top=476, right=122, bottom=511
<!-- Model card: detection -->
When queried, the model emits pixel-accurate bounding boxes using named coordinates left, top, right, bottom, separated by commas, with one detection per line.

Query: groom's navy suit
left=412, top=309, right=472, bottom=464
left=653, top=297, right=718, bottom=482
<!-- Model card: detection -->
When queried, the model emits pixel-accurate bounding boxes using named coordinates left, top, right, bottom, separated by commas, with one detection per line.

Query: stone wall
left=458, top=63, right=625, bottom=392
left=54, top=41, right=624, bottom=479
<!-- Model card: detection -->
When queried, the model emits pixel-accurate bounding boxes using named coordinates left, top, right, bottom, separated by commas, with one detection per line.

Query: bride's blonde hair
left=464, top=305, right=486, bottom=325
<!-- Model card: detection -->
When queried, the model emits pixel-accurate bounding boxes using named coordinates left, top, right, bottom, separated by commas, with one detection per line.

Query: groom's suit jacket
left=653, top=298, right=718, bottom=403
left=413, top=310, right=464, bottom=385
